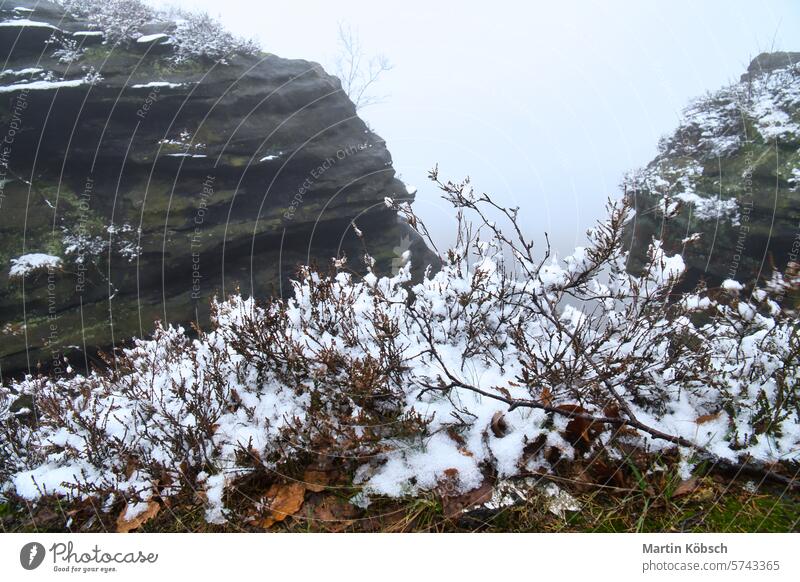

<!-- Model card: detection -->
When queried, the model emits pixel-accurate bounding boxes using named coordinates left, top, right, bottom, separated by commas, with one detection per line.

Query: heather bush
left=1, top=172, right=797, bottom=524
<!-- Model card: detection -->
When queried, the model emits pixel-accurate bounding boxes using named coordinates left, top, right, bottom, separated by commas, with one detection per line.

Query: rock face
left=0, top=1, right=437, bottom=377
left=624, top=52, right=800, bottom=291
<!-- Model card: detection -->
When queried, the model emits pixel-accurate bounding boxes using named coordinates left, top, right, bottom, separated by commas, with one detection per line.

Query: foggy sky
left=158, top=0, right=798, bottom=256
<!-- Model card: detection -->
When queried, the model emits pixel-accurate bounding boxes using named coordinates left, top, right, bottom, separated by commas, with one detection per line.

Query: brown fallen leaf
left=490, top=411, right=509, bottom=438
left=446, top=426, right=467, bottom=446
left=696, top=412, right=721, bottom=424
left=521, top=434, right=547, bottom=464
left=116, top=501, right=160, bottom=533
left=258, top=482, right=306, bottom=529
left=540, top=385, right=553, bottom=407
left=672, top=476, right=699, bottom=498
left=124, top=458, right=137, bottom=479
left=496, top=386, right=512, bottom=400
left=441, top=479, right=494, bottom=519
left=587, top=458, right=631, bottom=490
left=556, top=404, right=596, bottom=446
left=443, top=468, right=459, bottom=479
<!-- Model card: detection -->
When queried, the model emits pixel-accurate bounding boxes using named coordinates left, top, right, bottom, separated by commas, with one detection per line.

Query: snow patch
left=136, top=33, right=170, bottom=44
left=130, top=81, right=182, bottom=89
left=721, top=279, right=744, bottom=292
left=0, top=19, right=60, bottom=30
left=0, top=67, right=43, bottom=77
left=0, top=79, right=85, bottom=93
left=9, top=253, right=62, bottom=278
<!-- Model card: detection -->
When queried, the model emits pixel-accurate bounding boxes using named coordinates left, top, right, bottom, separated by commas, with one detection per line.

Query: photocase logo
left=19, top=542, right=46, bottom=570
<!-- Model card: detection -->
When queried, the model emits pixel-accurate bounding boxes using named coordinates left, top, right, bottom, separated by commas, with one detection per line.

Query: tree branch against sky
left=334, top=22, right=392, bottom=110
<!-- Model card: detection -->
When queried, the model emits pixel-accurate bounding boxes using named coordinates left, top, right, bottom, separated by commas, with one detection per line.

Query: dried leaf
left=696, top=412, right=721, bottom=424
left=540, top=385, right=553, bottom=407
left=556, top=404, right=595, bottom=445
left=258, top=482, right=306, bottom=528
left=446, top=426, right=467, bottom=446
left=496, top=386, right=512, bottom=400
left=587, top=458, right=631, bottom=490
left=521, top=434, right=547, bottom=464
left=116, top=501, right=160, bottom=533
left=441, top=479, right=494, bottom=519
left=124, top=457, right=139, bottom=480
left=672, top=476, right=699, bottom=498
left=490, top=411, right=509, bottom=438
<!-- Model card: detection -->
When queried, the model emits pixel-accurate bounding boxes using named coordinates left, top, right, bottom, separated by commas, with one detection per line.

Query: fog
left=158, top=0, right=797, bottom=256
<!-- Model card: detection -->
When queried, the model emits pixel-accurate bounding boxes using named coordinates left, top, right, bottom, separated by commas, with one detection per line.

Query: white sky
left=157, top=0, right=797, bottom=255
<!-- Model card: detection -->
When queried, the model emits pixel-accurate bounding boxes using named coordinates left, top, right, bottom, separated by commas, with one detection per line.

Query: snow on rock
left=72, top=30, right=103, bottom=37
left=136, top=33, right=170, bottom=44
left=623, top=57, right=799, bottom=240
left=675, top=191, right=739, bottom=222
left=0, top=67, right=44, bottom=77
left=54, top=0, right=259, bottom=62
left=8, top=253, right=62, bottom=278
left=0, top=19, right=61, bottom=30
left=749, top=64, right=800, bottom=141
left=0, top=79, right=86, bottom=93
left=130, top=81, right=182, bottom=89
left=678, top=60, right=800, bottom=155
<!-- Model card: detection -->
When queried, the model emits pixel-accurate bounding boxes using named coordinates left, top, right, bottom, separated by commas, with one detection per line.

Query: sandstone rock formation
left=624, top=52, right=800, bottom=293
left=0, top=1, right=437, bottom=376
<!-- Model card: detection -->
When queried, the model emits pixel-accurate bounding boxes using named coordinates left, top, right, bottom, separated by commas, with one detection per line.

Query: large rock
left=624, top=52, right=800, bottom=292
left=0, top=1, right=437, bottom=377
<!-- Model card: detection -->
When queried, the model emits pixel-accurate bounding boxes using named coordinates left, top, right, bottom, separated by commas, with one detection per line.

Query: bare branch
left=334, top=22, right=393, bottom=110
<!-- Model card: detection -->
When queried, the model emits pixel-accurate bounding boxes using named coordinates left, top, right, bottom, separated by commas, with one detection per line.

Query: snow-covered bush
left=49, top=34, right=84, bottom=64
left=57, top=1, right=259, bottom=62
left=170, top=12, right=260, bottom=64
left=1, top=171, right=797, bottom=523
left=59, top=0, right=155, bottom=43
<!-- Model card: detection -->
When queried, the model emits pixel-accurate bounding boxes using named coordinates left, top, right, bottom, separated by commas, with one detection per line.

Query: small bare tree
left=334, top=22, right=392, bottom=110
